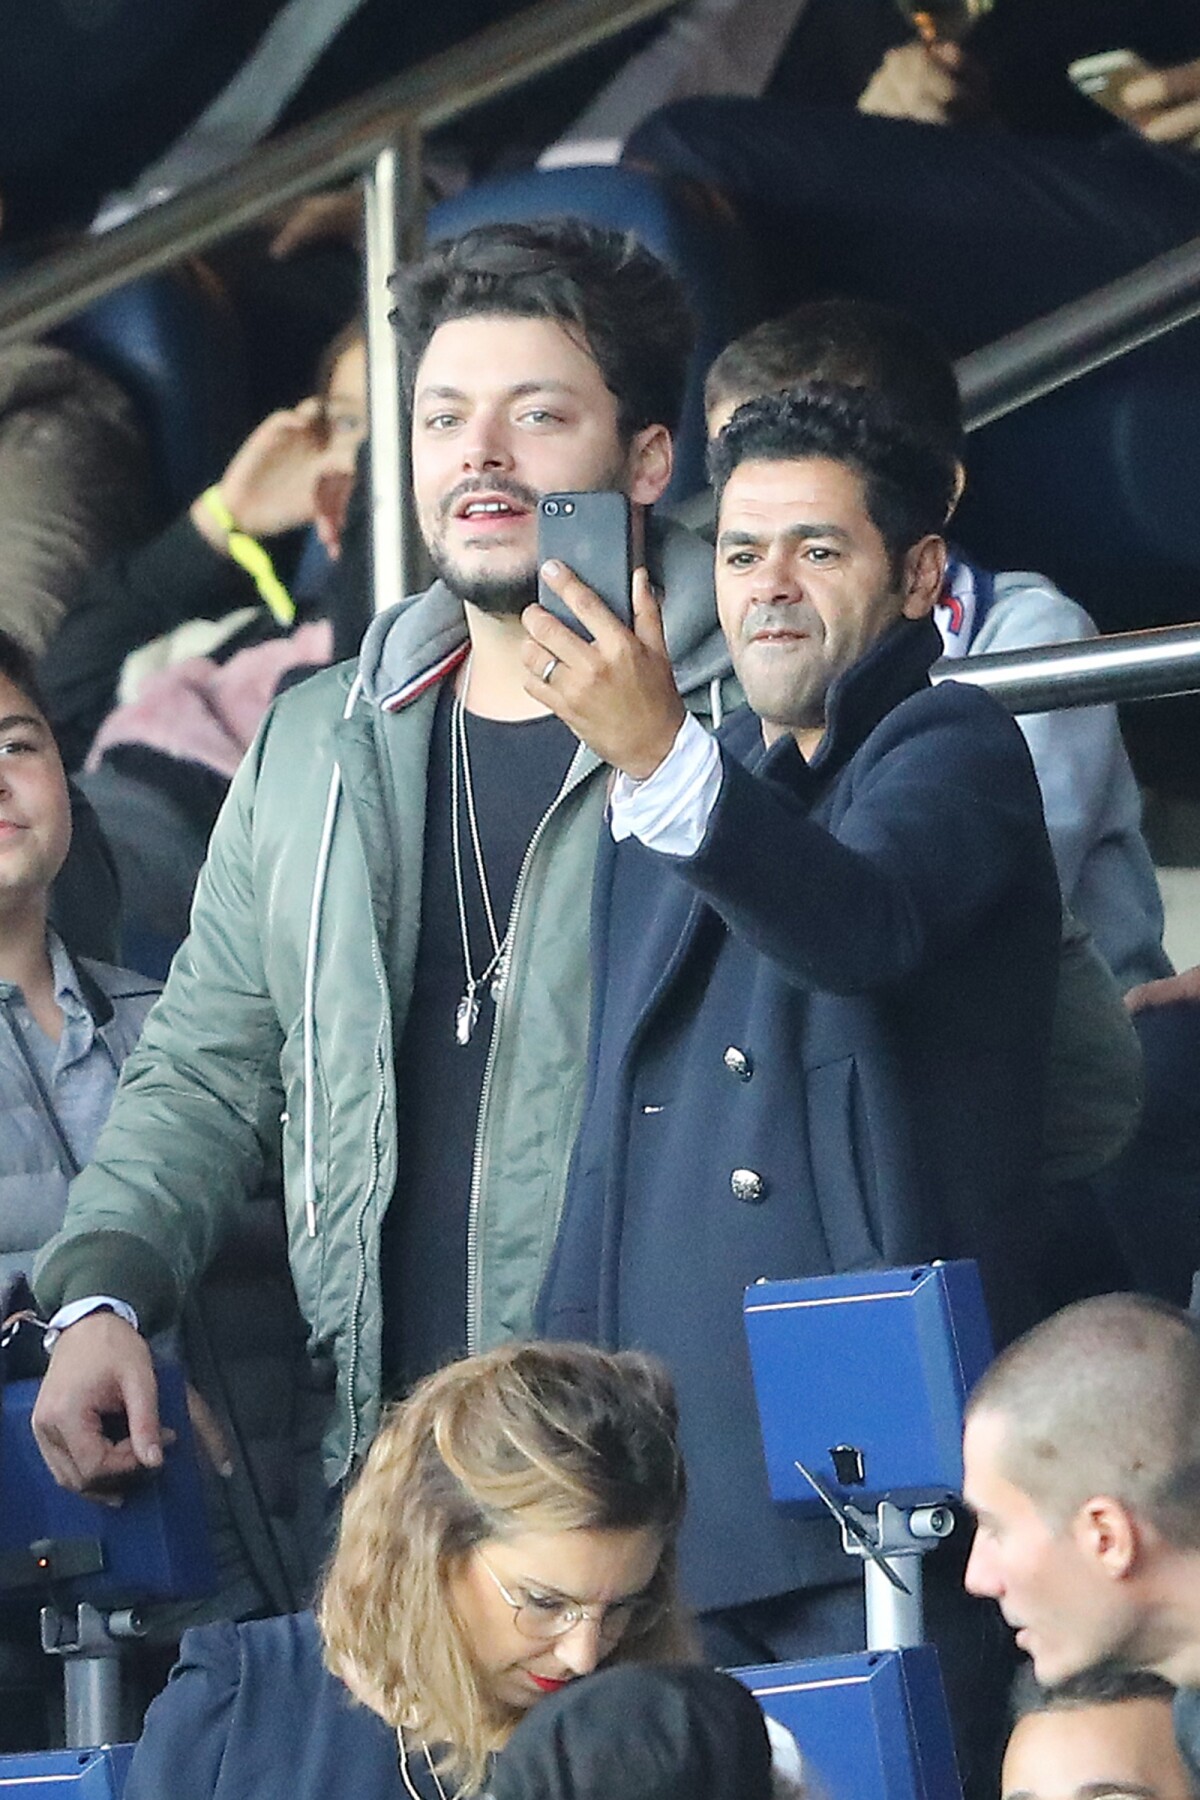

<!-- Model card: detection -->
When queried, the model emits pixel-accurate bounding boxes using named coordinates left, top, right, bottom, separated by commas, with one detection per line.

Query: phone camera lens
left=544, top=500, right=559, bottom=515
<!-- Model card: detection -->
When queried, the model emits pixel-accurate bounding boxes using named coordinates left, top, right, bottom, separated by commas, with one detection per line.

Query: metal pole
left=933, top=621, right=1200, bottom=713
left=0, top=0, right=683, bottom=349
left=394, top=120, right=429, bottom=603
left=364, top=147, right=404, bottom=617
left=859, top=1501, right=952, bottom=1651
left=865, top=1556, right=925, bottom=1653
left=63, top=1656, right=122, bottom=1749
left=364, top=126, right=427, bottom=615
left=43, top=1603, right=141, bottom=1747
left=959, top=234, right=1200, bottom=433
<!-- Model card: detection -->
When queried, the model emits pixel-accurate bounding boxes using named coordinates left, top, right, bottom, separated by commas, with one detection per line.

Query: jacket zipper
left=339, top=918, right=393, bottom=1484
left=464, top=749, right=594, bottom=1353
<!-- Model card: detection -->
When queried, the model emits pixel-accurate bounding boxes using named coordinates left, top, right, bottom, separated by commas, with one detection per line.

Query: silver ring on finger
left=541, top=655, right=560, bottom=684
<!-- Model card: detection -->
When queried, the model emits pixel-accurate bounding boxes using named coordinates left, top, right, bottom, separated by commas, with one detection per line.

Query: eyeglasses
left=474, top=1549, right=664, bottom=1645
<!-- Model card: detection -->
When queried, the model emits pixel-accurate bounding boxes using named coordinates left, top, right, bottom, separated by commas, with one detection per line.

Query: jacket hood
left=353, top=514, right=730, bottom=708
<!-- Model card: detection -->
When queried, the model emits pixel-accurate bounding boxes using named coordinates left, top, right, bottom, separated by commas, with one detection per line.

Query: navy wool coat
left=539, top=616, right=1061, bottom=1614
left=124, top=1613, right=444, bottom=1800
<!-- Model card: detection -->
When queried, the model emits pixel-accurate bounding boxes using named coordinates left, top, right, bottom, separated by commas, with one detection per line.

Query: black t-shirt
left=381, top=682, right=576, bottom=1395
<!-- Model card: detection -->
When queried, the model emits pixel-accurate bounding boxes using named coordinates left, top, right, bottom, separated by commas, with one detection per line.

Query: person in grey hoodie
left=29, top=220, right=739, bottom=1507
left=704, top=298, right=1170, bottom=997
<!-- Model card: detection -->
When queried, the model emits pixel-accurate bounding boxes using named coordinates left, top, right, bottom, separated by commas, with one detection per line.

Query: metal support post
left=859, top=1502, right=953, bottom=1650
left=364, top=145, right=404, bottom=616
left=364, top=123, right=427, bottom=616
left=795, top=1458, right=956, bottom=1650
left=42, top=1602, right=145, bottom=1747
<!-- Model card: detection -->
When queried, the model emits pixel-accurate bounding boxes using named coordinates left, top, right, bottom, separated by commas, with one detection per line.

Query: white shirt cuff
left=43, top=1295, right=140, bottom=1352
left=609, top=711, right=723, bottom=857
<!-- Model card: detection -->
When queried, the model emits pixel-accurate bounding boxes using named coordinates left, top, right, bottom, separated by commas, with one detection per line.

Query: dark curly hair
left=389, top=219, right=695, bottom=440
left=708, top=381, right=959, bottom=569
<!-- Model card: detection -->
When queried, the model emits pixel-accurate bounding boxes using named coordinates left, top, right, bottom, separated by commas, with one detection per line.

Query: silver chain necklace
left=450, top=656, right=510, bottom=1047
left=397, top=1731, right=450, bottom=1800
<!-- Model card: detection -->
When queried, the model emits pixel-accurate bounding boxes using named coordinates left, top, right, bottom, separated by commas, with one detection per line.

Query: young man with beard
left=29, top=221, right=736, bottom=1512
left=531, top=383, right=1061, bottom=1792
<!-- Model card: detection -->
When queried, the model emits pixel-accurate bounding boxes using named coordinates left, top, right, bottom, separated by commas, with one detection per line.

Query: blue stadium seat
left=52, top=262, right=250, bottom=516
left=739, top=1647, right=961, bottom=1800
left=427, top=164, right=762, bottom=501
left=0, top=1365, right=215, bottom=1607
left=0, top=1744, right=133, bottom=1797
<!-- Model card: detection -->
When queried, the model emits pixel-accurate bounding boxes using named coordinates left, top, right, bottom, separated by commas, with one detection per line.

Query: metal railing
left=0, top=0, right=679, bottom=348
left=0, top=0, right=681, bottom=607
left=933, top=622, right=1200, bottom=713
left=2, top=0, right=1200, bottom=707
left=959, top=233, right=1200, bottom=433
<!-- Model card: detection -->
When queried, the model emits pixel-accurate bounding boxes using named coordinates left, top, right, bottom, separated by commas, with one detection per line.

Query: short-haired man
left=1003, top=1666, right=1196, bottom=1800
left=701, top=298, right=1153, bottom=1303
left=532, top=383, right=1061, bottom=1770
left=963, top=1292, right=1200, bottom=1781
left=702, top=298, right=1169, bottom=1000
left=30, top=221, right=735, bottom=1508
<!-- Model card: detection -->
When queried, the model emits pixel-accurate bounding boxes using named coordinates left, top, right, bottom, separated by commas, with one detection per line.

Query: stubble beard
left=426, top=454, right=632, bottom=618
left=732, top=607, right=832, bottom=737
left=427, top=545, right=538, bottom=618
left=423, top=474, right=543, bottom=618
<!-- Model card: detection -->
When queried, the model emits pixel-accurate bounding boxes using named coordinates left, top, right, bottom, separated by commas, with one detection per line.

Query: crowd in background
left=2, top=1, right=1200, bottom=1795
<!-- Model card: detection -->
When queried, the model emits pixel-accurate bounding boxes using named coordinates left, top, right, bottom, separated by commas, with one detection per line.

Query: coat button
left=730, top=1168, right=766, bottom=1204
left=723, top=1045, right=753, bottom=1081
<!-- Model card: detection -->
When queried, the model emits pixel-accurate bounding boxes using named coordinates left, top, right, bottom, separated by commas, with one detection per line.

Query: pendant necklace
left=450, top=655, right=509, bottom=1046
left=397, top=1731, right=450, bottom=1800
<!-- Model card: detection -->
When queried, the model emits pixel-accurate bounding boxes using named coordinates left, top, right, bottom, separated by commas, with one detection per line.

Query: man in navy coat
left=520, top=383, right=1061, bottom=1781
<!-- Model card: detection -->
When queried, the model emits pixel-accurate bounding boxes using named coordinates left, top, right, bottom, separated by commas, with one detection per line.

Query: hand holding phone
left=536, top=491, right=642, bottom=639
left=1066, top=49, right=1154, bottom=124
left=525, top=562, right=686, bottom=781
left=1106, top=54, right=1200, bottom=146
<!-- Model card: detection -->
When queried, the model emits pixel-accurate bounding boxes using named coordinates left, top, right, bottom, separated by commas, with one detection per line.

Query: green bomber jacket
left=35, top=516, right=738, bottom=1486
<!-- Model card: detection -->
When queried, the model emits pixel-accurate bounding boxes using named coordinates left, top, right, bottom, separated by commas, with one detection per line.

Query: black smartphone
left=537, top=491, right=642, bottom=640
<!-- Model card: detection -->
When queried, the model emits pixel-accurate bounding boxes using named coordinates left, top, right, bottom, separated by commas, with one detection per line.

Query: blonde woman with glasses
left=122, top=1341, right=694, bottom=1800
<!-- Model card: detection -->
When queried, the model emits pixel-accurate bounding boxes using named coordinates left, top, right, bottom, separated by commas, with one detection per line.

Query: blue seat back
left=743, top=1262, right=994, bottom=1513
left=53, top=262, right=250, bottom=515
left=0, top=1364, right=216, bottom=1607
left=0, top=1745, right=133, bottom=1797
left=956, top=322, right=1200, bottom=636
left=738, top=1647, right=961, bottom=1800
